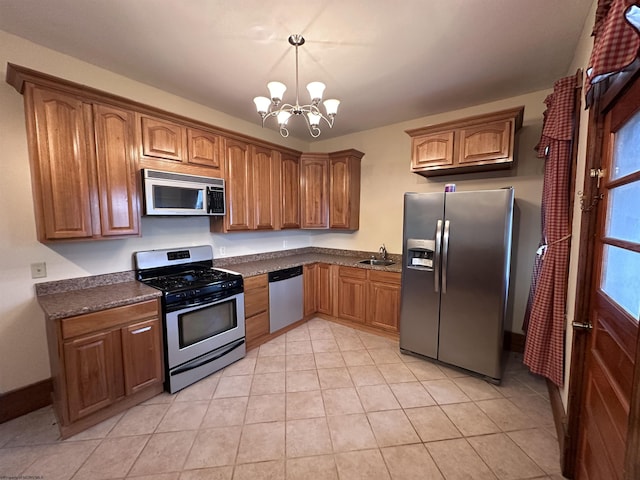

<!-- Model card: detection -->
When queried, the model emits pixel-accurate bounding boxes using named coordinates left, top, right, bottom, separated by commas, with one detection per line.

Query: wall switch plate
left=218, top=246, right=226, bottom=256
left=283, top=240, right=288, bottom=249
left=31, top=262, right=47, bottom=279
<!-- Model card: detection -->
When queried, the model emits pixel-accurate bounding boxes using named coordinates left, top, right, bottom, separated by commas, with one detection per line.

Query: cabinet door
left=93, top=104, right=140, bottom=237
left=336, top=267, right=367, bottom=324
left=121, top=318, right=163, bottom=396
left=140, top=115, right=186, bottom=162
left=300, top=155, right=328, bottom=228
left=187, top=127, right=223, bottom=173
left=304, top=263, right=318, bottom=317
left=28, top=86, right=93, bottom=241
left=251, top=145, right=279, bottom=230
left=246, top=310, right=270, bottom=348
left=64, top=330, right=121, bottom=422
left=317, top=263, right=334, bottom=315
left=280, top=152, right=301, bottom=229
left=458, top=120, right=512, bottom=165
left=411, top=131, right=455, bottom=170
left=329, top=154, right=361, bottom=229
left=367, top=278, right=401, bottom=333
left=224, top=138, right=253, bottom=231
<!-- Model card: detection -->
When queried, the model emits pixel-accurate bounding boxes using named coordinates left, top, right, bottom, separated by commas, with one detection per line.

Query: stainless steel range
left=134, top=245, right=245, bottom=393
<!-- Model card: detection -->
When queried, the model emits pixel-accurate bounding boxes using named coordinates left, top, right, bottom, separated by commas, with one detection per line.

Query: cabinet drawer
left=244, top=274, right=268, bottom=291
left=246, top=311, right=270, bottom=341
left=369, top=270, right=401, bottom=285
left=61, top=300, right=159, bottom=340
left=245, top=287, right=268, bottom=318
left=338, top=266, right=367, bottom=279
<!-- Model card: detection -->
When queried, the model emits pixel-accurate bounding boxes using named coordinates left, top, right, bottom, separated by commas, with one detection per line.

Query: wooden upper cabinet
left=251, top=145, right=279, bottom=230
left=139, top=115, right=186, bottom=162
left=187, top=127, right=223, bottom=174
left=458, top=120, right=511, bottom=165
left=93, top=104, right=140, bottom=237
left=300, top=154, right=329, bottom=228
left=280, top=152, right=301, bottom=229
left=329, top=150, right=363, bottom=230
left=221, top=138, right=253, bottom=231
left=28, top=86, right=94, bottom=241
left=411, top=131, right=455, bottom=169
left=406, top=106, right=524, bottom=177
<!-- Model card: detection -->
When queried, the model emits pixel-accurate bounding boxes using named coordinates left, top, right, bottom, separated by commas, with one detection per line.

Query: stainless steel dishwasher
left=268, top=266, right=304, bottom=333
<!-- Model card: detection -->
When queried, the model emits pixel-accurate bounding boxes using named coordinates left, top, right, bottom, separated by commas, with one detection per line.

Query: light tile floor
left=0, top=318, right=566, bottom=479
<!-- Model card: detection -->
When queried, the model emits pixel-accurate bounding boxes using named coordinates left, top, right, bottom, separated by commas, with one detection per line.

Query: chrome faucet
left=379, top=244, right=388, bottom=261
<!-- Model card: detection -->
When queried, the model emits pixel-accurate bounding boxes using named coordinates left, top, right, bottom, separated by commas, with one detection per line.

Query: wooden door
left=300, top=155, right=328, bottom=228
left=28, top=85, right=93, bottom=241
left=576, top=78, right=640, bottom=480
left=367, top=271, right=401, bottom=333
left=336, top=267, right=367, bottom=324
left=223, top=138, right=253, bottom=231
left=251, top=145, right=279, bottom=230
left=64, top=330, right=121, bottom=421
left=281, top=152, right=301, bottom=229
left=139, top=115, right=186, bottom=162
left=304, top=263, right=318, bottom=316
left=121, top=318, right=163, bottom=396
left=187, top=127, right=223, bottom=173
left=317, top=263, right=334, bottom=315
left=93, top=104, right=140, bottom=237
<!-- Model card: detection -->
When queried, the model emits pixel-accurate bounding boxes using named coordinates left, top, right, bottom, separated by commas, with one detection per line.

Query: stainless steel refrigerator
left=399, top=188, right=514, bottom=381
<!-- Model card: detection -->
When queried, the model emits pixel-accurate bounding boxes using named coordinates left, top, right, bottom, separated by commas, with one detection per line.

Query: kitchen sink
left=359, top=259, right=395, bottom=266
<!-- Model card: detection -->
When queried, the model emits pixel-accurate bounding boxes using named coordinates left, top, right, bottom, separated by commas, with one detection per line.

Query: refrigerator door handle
left=434, top=219, right=443, bottom=293
left=442, top=220, right=450, bottom=293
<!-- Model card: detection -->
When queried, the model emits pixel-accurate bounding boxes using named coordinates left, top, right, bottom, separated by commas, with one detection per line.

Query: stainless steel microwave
left=142, top=168, right=225, bottom=216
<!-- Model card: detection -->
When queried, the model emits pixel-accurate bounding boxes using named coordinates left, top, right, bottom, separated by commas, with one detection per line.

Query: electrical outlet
left=219, top=246, right=226, bottom=256
left=31, top=262, right=47, bottom=279
left=283, top=240, right=288, bottom=249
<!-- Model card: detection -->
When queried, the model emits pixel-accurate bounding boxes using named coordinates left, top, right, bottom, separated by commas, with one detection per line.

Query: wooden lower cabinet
left=309, top=263, right=401, bottom=334
left=367, top=271, right=401, bottom=333
left=50, top=299, right=163, bottom=437
left=244, top=274, right=270, bottom=349
left=336, top=267, right=367, bottom=324
left=303, top=264, right=318, bottom=317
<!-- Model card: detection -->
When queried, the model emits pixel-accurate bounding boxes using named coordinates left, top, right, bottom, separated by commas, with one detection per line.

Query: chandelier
left=253, top=34, right=340, bottom=138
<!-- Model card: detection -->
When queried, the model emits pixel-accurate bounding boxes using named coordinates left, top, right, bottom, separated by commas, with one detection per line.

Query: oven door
left=165, top=292, right=245, bottom=369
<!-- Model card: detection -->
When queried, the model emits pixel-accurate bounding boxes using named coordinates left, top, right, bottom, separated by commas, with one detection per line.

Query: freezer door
left=437, top=188, right=513, bottom=379
left=399, top=192, right=444, bottom=359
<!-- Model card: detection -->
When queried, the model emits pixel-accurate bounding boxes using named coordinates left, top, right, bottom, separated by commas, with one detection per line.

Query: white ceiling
left=0, top=0, right=593, bottom=141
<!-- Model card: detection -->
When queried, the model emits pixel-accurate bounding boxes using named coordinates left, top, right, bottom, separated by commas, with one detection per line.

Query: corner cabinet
left=48, top=299, right=163, bottom=438
left=300, top=149, right=364, bottom=230
left=406, top=106, right=524, bottom=177
left=25, top=85, right=139, bottom=242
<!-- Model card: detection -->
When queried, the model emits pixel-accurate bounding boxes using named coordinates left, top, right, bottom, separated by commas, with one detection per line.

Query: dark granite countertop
left=214, top=247, right=402, bottom=277
left=36, top=279, right=161, bottom=321
left=35, top=247, right=401, bottom=320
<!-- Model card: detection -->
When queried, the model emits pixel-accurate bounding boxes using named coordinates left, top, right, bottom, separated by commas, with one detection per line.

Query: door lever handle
left=572, top=321, right=593, bottom=332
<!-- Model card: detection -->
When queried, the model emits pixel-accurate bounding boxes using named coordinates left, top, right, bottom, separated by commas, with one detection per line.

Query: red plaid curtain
left=523, top=75, right=579, bottom=387
left=586, top=0, right=640, bottom=102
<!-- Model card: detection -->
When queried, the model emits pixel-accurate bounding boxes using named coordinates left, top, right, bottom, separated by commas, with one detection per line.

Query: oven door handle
left=170, top=338, right=245, bottom=376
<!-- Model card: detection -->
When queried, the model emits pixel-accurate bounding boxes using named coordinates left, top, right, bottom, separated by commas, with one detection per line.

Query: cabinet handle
left=131, top=326, right=152, bottom=334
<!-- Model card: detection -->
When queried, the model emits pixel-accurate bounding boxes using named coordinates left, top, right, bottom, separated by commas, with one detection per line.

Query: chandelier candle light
left=253, top=34, right=340, bottom=138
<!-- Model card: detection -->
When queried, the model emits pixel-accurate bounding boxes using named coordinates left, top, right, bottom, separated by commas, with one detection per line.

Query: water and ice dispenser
left=406, top=238, right=435, bottom=270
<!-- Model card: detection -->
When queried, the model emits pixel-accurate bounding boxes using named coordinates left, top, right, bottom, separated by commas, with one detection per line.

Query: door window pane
left=601, top=245, right=640, bottom=320
left=612, top=109, right=640, bottom=180
left=606, top=182, right=640, bottom=242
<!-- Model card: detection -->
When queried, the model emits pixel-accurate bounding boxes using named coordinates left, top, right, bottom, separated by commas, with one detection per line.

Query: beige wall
left=0, top=28, right=550, bottom=394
